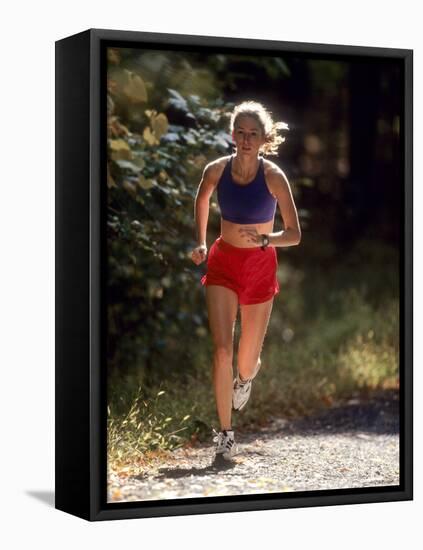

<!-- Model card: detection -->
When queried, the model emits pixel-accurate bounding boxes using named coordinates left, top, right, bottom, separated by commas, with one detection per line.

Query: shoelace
left=235, top=376, right=251, bottom=388
left=235, top=381, right=250, bottom=395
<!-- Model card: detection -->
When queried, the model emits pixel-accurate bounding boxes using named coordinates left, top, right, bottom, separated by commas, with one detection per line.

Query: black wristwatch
left=260, top=234, right=270, bottom=250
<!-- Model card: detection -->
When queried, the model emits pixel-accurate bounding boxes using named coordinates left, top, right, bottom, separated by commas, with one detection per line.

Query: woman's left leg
left=237, top=297, right=274, bottom=382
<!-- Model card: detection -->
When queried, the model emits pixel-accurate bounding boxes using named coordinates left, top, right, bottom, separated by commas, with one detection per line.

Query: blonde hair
left=229, top=100, right=289, bottom=156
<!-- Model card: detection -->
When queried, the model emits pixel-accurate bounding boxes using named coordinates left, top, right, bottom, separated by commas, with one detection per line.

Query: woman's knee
left=213, top=343, right=233, bottom=366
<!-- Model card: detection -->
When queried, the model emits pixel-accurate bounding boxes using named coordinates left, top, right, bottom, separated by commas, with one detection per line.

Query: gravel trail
left=108, top=390, right=399, bottom=502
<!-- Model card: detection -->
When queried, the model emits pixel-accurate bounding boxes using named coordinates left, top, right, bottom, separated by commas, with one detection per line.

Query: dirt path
left=108, top=390, right=399, bottom=502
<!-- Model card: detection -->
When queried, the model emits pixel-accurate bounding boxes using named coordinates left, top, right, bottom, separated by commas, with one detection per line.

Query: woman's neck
left=232, top=152, right=261, bottom=179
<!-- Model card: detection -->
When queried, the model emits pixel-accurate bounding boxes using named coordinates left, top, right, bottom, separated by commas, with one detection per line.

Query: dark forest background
left=106, top=47, right=401, bottom=466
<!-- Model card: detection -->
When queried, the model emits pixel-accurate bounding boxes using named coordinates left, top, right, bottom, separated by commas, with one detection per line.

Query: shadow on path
left=255, top=389, right=399, bottom=440
left=137, top=454, right=239, bottom=481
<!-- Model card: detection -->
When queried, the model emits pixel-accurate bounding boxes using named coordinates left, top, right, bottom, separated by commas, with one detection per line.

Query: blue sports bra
left=216, top=154, right=277, bottom=224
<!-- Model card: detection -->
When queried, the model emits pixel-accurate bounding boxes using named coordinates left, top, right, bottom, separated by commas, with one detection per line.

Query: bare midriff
left=220, top=217, right=275, bottom=248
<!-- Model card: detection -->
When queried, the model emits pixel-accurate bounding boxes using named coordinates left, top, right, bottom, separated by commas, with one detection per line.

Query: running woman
left=191, top=101, right=301, bottom=460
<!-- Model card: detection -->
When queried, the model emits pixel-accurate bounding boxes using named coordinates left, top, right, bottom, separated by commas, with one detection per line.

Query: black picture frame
left=55, top=28, right=413, bottom=521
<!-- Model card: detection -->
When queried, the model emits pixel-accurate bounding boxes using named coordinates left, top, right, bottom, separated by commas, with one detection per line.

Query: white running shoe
left=233, top=359, right=261, bottom=411
left=232, top=376, right=252, bottom=411
left=212, top=428, right=238, bottom=460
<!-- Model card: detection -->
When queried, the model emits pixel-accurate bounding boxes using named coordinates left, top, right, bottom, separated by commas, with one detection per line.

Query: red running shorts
left=200, top=236, right=280, bottom=305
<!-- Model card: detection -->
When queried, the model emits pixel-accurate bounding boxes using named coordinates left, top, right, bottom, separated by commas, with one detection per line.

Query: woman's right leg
left=205, top=285, right=239, bottom=431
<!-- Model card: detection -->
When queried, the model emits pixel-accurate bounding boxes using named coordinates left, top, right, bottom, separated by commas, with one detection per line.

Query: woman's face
left=232, top=115, right=265, bottom=155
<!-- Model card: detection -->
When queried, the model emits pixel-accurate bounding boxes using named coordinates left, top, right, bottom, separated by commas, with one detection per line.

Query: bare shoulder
left=263, top=158, right=291, bottom=198
left=263, top=158, right=289, bottom=183
left=202, top=155, right=231, bottom=187
left=206, top=154, right=231, bottom=173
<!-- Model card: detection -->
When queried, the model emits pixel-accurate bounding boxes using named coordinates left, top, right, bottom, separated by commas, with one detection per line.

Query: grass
left=107, top=385, right=194, bottom=476
left=107, top=238, right=400, bottom=473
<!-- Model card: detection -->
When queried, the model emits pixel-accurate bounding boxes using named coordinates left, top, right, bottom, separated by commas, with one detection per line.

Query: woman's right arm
left=191, top=163, right=219, bottom=264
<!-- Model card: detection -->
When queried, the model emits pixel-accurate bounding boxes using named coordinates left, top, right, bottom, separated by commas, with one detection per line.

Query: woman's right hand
left=191, top=244, right=208, bottom=265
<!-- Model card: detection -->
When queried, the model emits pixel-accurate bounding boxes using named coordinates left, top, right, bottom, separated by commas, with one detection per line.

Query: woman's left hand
left=238, top=226, right=262, bottom=245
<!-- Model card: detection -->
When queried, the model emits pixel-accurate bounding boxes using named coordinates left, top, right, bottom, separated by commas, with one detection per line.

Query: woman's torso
left=213, top=154, right=276, bottom=248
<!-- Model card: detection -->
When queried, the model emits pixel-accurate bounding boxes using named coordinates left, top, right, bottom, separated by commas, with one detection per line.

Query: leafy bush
left=107, top=49, right=235, bottom=380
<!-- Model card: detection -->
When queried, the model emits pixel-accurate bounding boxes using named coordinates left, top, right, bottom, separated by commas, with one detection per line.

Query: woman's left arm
left=267, top=168, right=301, bottom=247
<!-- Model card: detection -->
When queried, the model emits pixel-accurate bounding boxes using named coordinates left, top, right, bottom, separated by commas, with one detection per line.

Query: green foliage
left=308, top=60, right=348, bottom=98
left=107, top=49, right=235, bottom=377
